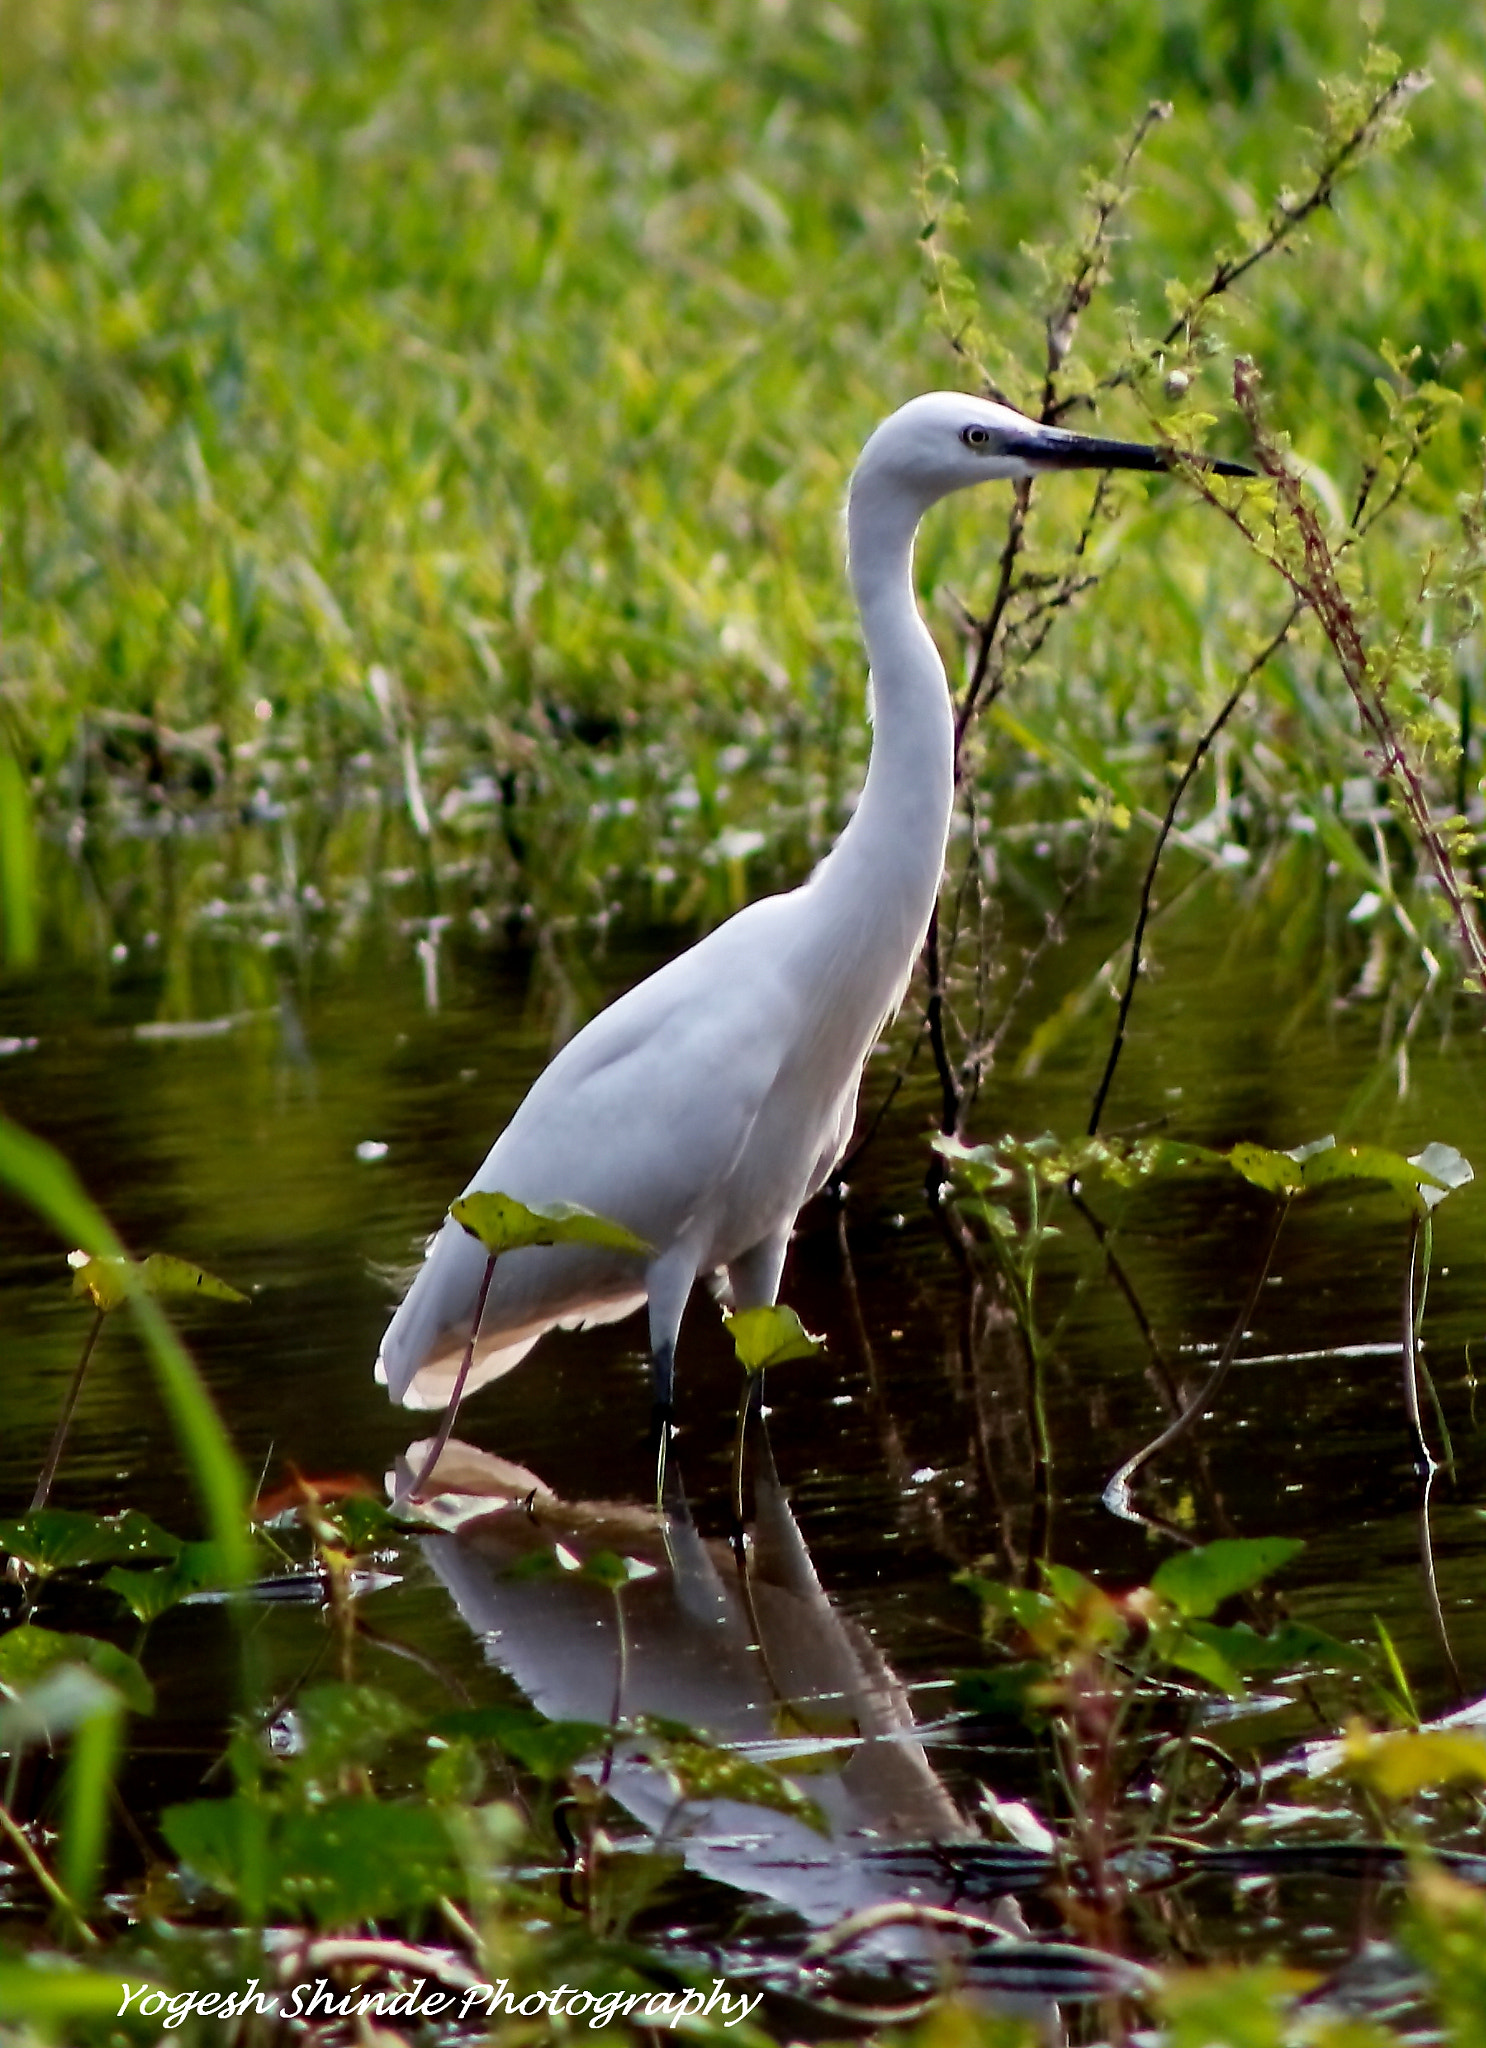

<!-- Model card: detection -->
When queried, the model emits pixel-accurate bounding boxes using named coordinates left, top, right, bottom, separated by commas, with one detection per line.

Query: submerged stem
left=1104, top=1199, right=1289, bottom=1517
left=29, top=1307, right=107, bottom=1514
left=1399, top=1214, right=1438, bottom=1478
left=1417, top=1463, right=1465, bottom=1696
left=403, top=1252, right=497, bottom=1503
left=0, top=1798, right=96, bottom=1946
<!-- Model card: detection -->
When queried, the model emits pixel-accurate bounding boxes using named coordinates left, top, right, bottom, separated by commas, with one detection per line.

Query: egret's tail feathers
left=387, top=1327, right=546, bottom=1411
left=381, top=1289, right=649, bottom=1411
left=376, top=1211, right=651, bottom=1410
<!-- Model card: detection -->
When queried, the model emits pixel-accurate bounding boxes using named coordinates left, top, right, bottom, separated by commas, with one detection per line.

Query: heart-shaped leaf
left=450, top=1191, right=652, bottom=1257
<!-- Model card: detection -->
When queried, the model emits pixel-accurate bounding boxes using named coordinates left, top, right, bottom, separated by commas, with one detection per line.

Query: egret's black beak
left=1013, top=421, right=1255, bottom=479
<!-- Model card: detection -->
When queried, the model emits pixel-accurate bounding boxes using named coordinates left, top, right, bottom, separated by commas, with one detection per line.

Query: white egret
left=377, top=391, right=1247, bottom=1437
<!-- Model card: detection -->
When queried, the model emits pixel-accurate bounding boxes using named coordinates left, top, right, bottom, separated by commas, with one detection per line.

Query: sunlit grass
left=5, top=0, right=1485, bottom=992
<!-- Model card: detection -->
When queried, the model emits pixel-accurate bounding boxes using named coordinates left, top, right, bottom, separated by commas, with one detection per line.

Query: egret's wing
left=377, top=906, right=798, bottom=1405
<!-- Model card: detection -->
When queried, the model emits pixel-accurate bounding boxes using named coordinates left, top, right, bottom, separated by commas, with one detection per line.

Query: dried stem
left=920, top=68, right=1429, bottom=1164
left=1213, top=359, right=1486, bottom=987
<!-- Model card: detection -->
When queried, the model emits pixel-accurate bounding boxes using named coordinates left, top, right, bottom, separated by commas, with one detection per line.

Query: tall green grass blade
left=0, top=752, right=38, bottom=971
left=0, top=1116, right=251, bottom=1585
left=0, top=1960, right=157, bottom=2027
left=59, top=1694, right=123, bottom=1913
left=0, top=1803, right=93, bottom=1947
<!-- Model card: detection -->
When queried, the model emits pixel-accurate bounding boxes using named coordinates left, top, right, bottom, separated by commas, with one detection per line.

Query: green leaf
left=723, top=1303, right=826, bottom=1373
left=1335, top=1727, right=1486, bottom=1800
left=501, top=1545, right=567, bottom=1581
left=1038, top=1562, right=1127, bottom=1649
left=68, top=1250, right=248, bottom=1311
left=578, top=1548, right=658, bottom=1590
left=1226, top=1141, right=1307, bottom=1197
left=425, top=1734, right=486, bottom=1806
left=936, top=1129, right=1232, bottom=1196
left=1157, top=1625, right=1248, bottom=1696
left=634, top=1727, right=827, bottom=1835
left=1226, top=1136, right=1467, bottom=1212
left=1286, top=1135, right=1338, bottom=1165
left=956, top=1571, right=1056, bottom=1636
left=60, top=1682, right=124, bottom=1910
left=449, top=1190, right=653, bottom=1257
left=158, top=1794, right=271, bottom=1921
left=1040, top=1561, right=1105, bottom=1610
left=0, top=1625, right=154, bottom=1716
left=431, top=1706, right=610, bottom=1780
left=1406, top=1866, right=1486, bottom=2044
left=286, top=1684, right=416, bottom=1789
left=954, top=1664, right=1050, bottom=1723
left=1151, top=1537, right=1304, bottom=1618
left=1375, top=1617, right=1421, bottom=1724
left=1293, top=1139, right=1442, bottom=1206
left=163, top=1793, right=463, bottom=1926
left=936, top=1130, right=1471, bottom=1219
left=1180, top=1619, right=1363, bottom=1679
left=273, top=1800, right=463, bottom=1923
left=0, top=752, right=38, bottom=971
left=0, top=1507, right=182, bottom=1574
left=315, top=1493, right=405, bottom=1549
left=1159, top=1964, right=1319, bottom=2048
left=931, top=1134, right=1016, bottom=1191
left=102, top=1539, right=243, bottom=1622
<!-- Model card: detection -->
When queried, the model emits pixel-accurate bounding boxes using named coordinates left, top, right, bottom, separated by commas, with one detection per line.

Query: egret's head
left=850, top=390, right=1251, bottom=516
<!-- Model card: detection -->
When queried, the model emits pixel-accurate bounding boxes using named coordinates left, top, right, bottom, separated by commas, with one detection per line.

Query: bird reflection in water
left=390, top=1423, right=1146, bottom=2026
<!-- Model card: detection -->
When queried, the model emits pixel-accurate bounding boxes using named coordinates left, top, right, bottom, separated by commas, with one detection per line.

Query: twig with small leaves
left=916, top=57, right=1433, bottom=1149
left=1190, top=359, right=1486, bottom=989
left=1070, top=64, right=1430, bottom=418
left=1040, top=100, right=1173, bottom=409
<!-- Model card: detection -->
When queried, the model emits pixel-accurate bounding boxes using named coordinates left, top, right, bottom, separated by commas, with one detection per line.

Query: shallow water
left=3, top=865, right=1485, bottom=2010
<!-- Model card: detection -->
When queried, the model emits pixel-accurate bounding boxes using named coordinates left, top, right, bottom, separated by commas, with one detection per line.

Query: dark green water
left=3, top=863, right=1485, bottom=1999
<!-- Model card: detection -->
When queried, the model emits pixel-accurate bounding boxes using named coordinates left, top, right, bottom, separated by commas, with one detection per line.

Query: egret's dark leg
left=645, top=1248, right=697, bottom=1506
left=649, top=1340, right=676, bottom=1507
left=651, top=1335, right=676, bottom=1417
left=723, top=1226, right=792, bottom=1542
left=730, top=1366, right=763, bottom=1564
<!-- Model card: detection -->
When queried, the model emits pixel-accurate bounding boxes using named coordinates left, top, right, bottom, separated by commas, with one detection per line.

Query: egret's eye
left=959, top=424, right=994, bottom=450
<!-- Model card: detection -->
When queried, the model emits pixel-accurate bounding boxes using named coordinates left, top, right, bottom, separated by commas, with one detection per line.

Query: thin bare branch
left=1087, top=599, right=1304, bottom=1136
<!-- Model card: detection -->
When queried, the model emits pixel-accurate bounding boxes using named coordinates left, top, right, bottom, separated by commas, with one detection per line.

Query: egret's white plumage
left=377, top=392, right=1246, bottom=1419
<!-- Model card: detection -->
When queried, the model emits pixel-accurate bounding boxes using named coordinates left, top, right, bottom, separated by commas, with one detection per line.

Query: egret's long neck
left=806, top=475, right=956, bottom=980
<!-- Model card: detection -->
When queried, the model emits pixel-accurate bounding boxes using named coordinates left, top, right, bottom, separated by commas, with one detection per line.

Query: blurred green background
left=4, top=0, right=1483, bottom=1000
